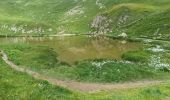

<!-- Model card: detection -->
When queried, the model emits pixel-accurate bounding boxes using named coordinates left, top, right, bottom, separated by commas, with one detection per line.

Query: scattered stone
left=96, top=0, right=105, bottom=9
left=66, top=6, right=84, bottom=16
left=118, top=33, right=128, bottom=38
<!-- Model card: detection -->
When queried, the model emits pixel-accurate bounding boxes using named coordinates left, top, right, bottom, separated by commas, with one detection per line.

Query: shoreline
left=0, top=34, right=170, bottom=43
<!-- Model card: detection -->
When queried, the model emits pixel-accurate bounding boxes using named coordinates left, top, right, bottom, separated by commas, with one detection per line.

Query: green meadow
left=0, top=0, right=170, bottom=99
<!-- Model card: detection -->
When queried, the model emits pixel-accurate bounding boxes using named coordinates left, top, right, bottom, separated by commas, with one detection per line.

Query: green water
left=0, top=36, right=141, bottom=64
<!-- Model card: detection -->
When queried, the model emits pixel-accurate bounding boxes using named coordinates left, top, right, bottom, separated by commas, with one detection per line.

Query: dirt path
left=0, top=50, right=165, bottom=92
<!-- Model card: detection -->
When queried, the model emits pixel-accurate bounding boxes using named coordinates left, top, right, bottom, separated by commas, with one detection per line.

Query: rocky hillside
left=0, top=0, right=170, bottom=39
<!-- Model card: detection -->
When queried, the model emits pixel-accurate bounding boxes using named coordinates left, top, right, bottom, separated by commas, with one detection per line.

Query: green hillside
left=1, top=1, right=170, bottom=99
left=0, top=0, right=170, bottom=38
left=104, top=2, right=170, bottom=39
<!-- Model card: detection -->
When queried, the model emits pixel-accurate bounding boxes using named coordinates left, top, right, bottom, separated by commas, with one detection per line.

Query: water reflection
left=0, top=36, right=141, bottom=64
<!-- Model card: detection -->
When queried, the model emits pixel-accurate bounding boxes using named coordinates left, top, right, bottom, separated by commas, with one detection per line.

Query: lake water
left=0, top=36, right=141, bottom=64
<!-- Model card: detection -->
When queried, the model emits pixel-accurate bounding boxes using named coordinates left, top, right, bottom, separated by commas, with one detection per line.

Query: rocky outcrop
left=90, top=15, right=112, bottom=35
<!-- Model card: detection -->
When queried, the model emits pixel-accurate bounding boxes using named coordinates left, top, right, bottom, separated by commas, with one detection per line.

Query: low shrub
left=122, top=50, right=150, bottom=62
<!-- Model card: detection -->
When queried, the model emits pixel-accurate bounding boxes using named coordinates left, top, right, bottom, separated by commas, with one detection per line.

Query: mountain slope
left=103, top=2, right=170, bottom=39
left=0, top=0, right=170, bottom=38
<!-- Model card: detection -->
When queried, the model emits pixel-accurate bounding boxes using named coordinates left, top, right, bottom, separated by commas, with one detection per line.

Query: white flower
left=149, top=55, right=170, bottom=70
left=148, top=45, right=165, bottom=52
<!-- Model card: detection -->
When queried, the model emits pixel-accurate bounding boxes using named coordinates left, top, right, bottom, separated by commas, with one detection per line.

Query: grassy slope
left=0, top=0, right=102, bottom=35
left=0, top=57, right=76, bottom=100
left=105, top=1, right=170, bottom=39
left=0, top=0, right=170, bottom=37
